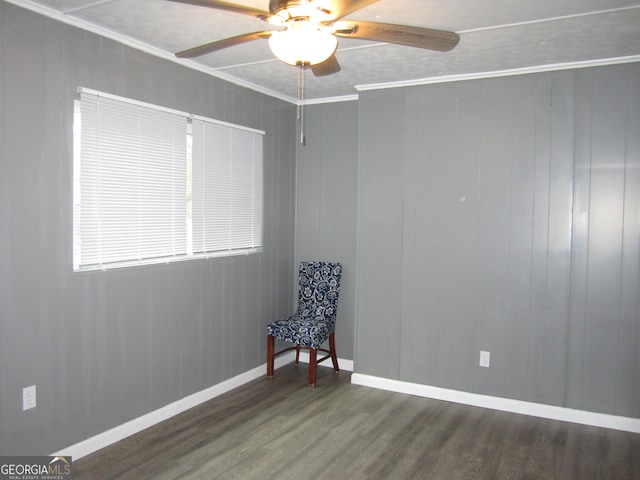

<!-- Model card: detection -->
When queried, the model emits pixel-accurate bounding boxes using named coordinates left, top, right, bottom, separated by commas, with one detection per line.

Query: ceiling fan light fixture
left=268, top=22, right=337, bottom=66
left=269, top=0, right=332, bottom=23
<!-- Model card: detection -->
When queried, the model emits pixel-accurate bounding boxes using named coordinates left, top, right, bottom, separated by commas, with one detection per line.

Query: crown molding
left=355, top=55, right=640, bottom=92
left=301, top=94, right=359, bottom=106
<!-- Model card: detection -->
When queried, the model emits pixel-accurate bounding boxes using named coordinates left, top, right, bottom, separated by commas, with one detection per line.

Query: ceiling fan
left=168, top=0, right=460, bottom=76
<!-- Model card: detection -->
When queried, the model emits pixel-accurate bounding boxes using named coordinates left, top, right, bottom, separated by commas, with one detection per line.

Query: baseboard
left=51, top=353, right=295, bottom=460
left=295, top=351, right=354, bottom=372
left=351, top=373, right=640, bottom=434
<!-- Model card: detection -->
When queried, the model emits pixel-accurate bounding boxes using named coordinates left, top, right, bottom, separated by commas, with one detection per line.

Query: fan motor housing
left=269, top=0, right=331, bottom=19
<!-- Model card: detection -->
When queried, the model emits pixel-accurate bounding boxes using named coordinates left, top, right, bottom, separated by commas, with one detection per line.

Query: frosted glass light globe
left=269, top=22, right=337, bottom=66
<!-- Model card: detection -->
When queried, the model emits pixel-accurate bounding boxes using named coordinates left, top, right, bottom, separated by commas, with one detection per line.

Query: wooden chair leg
left=308, top=348, right=317, bottom=387
left=329, top=332, right=339, bottom=372
left=267, top=335, right=275, bottom=378
left=295, top=345, right=301, bottom=364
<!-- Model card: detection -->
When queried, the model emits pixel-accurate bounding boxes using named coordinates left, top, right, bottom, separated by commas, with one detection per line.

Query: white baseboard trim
left=296, top=351, right=354, bottom=372
left=51, top=353, right=295, bottom=460
left=351, top=373, right=640, bottom=434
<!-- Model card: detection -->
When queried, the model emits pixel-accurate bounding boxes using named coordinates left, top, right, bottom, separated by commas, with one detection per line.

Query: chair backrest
left=296, top=261, right=342, bottom=324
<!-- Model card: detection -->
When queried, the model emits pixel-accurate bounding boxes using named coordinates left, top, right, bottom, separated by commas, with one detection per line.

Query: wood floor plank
left=73, top=364, right=640, bottom=480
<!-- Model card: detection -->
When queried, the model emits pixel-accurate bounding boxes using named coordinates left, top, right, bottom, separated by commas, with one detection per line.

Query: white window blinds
left=73, top=89, right=263, bottom=271
left=191, top=117, right=263, bottom=255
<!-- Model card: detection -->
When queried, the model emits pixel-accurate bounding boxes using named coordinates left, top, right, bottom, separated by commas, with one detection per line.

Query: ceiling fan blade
left=333, top=20, right=460, bottom=52
left=311, top=54, right=341, bottom=76
left=176, top=31, right=273, bottom=58
left=167, top=0, right=270, bottom=21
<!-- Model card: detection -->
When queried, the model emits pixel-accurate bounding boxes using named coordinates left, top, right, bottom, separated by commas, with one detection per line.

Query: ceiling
left=10, top=0, right=640, bottom=103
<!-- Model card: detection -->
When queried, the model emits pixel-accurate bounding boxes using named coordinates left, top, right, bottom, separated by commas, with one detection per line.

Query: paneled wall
left=356, top=64, right=640, bottom=418
left=0, top=3, right=296, bottom=455
left=295, top=101, right=359, bottom=359
left=568, top=65, right=640, bottom=415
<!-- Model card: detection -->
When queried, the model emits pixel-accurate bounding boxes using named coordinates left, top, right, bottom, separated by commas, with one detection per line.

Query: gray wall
left=355, top=64, right=640, bottom=418
left=2, top=0, right=639, bottom=459
left=0, top=3, right=296, bottom=455
left=294, top=101, right=359, bottom=360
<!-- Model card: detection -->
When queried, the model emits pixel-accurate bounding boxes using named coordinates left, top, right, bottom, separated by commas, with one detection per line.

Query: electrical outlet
left=479, top=351, right=491, bottom=368
left=23, top=385, right=36, bottom=411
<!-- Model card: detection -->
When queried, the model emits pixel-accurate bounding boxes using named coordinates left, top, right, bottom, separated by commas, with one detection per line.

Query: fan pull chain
left=297, top=62, right=306, bottom=145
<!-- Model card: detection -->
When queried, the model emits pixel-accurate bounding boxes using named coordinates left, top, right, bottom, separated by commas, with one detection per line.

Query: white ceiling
left=10, top=0, right=640, bottom=103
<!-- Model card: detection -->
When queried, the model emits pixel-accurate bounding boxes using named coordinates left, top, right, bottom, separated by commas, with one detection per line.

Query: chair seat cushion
left=267, top=315, right=333, bottom=350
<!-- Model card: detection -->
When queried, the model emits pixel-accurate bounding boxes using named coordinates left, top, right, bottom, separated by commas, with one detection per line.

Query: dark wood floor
left=74, top=364, right=640, bottom=479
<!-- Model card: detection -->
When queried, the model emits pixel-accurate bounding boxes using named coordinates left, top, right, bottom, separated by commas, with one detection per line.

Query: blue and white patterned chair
left=267, top=261, right=342, bottom=386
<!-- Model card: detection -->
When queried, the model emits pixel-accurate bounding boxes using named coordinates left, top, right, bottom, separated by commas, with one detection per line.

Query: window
left=191, top=116, right=263, bottom=255
left=73, top=88, right=263, bottom=271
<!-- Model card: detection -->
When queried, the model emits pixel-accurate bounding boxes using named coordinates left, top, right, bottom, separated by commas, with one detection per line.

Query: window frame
left=73, top=87, right=264, bottom=272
